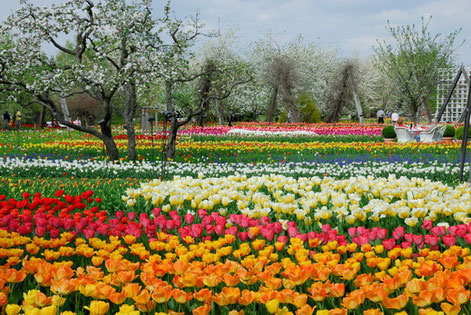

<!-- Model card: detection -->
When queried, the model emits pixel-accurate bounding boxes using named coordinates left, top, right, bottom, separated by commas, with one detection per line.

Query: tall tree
left=0, top=0, right=190, bottom=161
left=374, top=17, right=462, bottom=123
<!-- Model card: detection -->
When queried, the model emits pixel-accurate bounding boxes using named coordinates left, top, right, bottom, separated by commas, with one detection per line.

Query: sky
left=1, top=0, right=470, bottom=65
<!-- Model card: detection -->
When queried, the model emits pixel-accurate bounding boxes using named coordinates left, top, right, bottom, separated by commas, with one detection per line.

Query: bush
left=443, top=125, right=455, bottom=138
left=455, top=126, right=471, bottom=140
left=298, top=93, right=321, bottom=123
left=381, top=125, right=396, bottom=139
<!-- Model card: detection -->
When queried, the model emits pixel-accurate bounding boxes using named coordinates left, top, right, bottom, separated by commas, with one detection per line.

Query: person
left=73, top=117, right=81, bottom=126
left=2, top=111, right=10, bottom=130
left=396, top=118, right=406, bottom=127
left=287, top=112, right=292, bottom=123
left=376, top=109, right=385, bottom=124
left=391, top=112, right=399, bottom=126
left=14, top=109, right=21, bottom=131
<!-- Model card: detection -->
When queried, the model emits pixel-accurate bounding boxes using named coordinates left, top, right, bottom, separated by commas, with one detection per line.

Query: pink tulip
left=392, top=227, right=405, bottom=240
left=238, top=232, right=248, bottom=241
left=431, top=226, right=447, bottom=236
left=425, top=234, right=439, bottom=246
left=464, top=234, right=471, bottom=244
left=421, top=220, right=433, bottom=231
left=277, top=235, right=288, bottom=244
left=442, top=234, right=456, bottom=247
left=34, top=226, right=46, bottom=237
left=321, top=224, right=331, bottom=233
left=412, top=235, right=423, bottom=246
left=382, top=238, right=396, bottom=250
left=348, top=227, right=357, bottom=238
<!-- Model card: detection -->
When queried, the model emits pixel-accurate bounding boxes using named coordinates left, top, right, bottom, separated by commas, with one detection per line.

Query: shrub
left=298, top=92, right=321, bottom=123
left=443, top=125, right=455, bottom=138
left=382, top=125, right=396, bottom=139
left=455, top=126, right=471, bottom=140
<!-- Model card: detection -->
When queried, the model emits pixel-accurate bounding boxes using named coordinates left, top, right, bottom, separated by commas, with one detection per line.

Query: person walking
left=15, top=109, right=22, bottom=131
left=376, top=109, right=385, bottom=124
left=2, top=111, right=10, bottom=130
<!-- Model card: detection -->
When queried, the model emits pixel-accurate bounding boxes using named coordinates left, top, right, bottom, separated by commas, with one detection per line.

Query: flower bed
left=0, top=189, right=471, bottom=314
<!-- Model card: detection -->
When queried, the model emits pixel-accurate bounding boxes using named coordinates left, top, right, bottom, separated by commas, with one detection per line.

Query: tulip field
left=1, top=122, right=471, bottom=315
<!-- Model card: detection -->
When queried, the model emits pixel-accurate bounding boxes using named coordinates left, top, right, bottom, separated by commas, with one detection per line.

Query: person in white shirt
left=391, top=112, right=399, bottom=126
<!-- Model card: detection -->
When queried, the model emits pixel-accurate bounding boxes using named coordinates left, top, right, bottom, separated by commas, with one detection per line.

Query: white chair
left=394, top=127, right=416, bottom=143
left=419, top=125, right=439, bottom=142
left=432, top=125, right=446, bottom=142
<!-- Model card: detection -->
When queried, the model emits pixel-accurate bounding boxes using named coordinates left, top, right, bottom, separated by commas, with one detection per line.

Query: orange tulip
left=417, top=262, right=441, bottom=278
left=293, top=293, right=308, bottom=308
left=133, top=288, right=150, bottom=304
left=353, top=274, right=375, bottom=287
left=109, top=290, right=128, bottom=305
left=406, top=278, right=424, bottom=295
left=264, top=277, right=282, bottom=290
left=223, top=273, right=240, bottom=287
left=329, top=283, right=345, bottom=298
left=382, top=293, right=409, bottom=310
left=412, top=290, right=433, bottom=307
left=440, top=302, right=461, bottom=315
left=5, top=269, right=26, bottom=283
left=193, top=305, right=212, bottom=315
left=151, top=285, right=173, bottom=303
left=136, top=300, right=156, bottom=312
left=363, top=309, right=383, bottom=315
left=295, top=304, right=315, bottom=315
left=238, top=290, right=257, bottom=306
left=116, top=270, right=136, bottom=284
left=50, top=278, right=77, bottom=295
left=194, top=288, right=213, bottom=304
left=446, top=287, right=470, bottom=305
left=310, top=287, right=327, bottom=302
left=0, top=292, right=7, bottom=306
left=172, top=289, right=193, bottom=304
left=367, top=285, right=388, bottom=303
left=203, top=274, right=221, bottom=287
left=431, top=288, right=446, bottom=303
left=439, top=255, right=459, bottom=270
left=91, top=256, right=104, bottom=266
left=214, top=287, right=240, bottom=306
left=173, top=261, right=189, bottom=275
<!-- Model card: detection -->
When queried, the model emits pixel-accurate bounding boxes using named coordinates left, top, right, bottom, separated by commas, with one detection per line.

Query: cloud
left=376, top=9, right=410, bottom=22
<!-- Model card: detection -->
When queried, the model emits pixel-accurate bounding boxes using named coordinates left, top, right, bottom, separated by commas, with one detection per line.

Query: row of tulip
left=0, top=157, right=464, bottom=184
left=2, top=191, right=471, bottom=252
left=1, top=126, right=465, bottom=164
left=180, top=123, right=383, bottom=136
left=123, top=175, right=471, bottom=227
left=1, top=189, right=471, bottom=313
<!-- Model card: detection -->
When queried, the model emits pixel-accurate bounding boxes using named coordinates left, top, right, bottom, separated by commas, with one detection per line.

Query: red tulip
left=392, top=227, right=405, bottom=240
left=442, top=234, right=456, bottom=247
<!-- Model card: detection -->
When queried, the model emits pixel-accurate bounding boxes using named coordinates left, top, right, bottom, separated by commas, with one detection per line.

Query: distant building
left=436, top=67, right=470, bottom=122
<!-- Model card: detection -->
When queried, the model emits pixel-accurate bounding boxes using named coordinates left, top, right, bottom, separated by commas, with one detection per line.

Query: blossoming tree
left=0, top=0, right=197, bottom=161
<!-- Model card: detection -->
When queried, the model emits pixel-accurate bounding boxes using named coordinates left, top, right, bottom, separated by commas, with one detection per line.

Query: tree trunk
left=422, top=99, right=433, bottom=123
left=39, top=106, right=46, bottom=128
left=100, top=128, right=120, bottom=161
left=266, top=86, right=278, bottom=122
left=124, top=82, right=138, bottom=161
left=166, top=117, right=178, bottom=160
left=351, top=86, right=365, bottom=124
left=216, top=98, right=225, bottom=125
left=282, top=91, right=301, bottom=122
